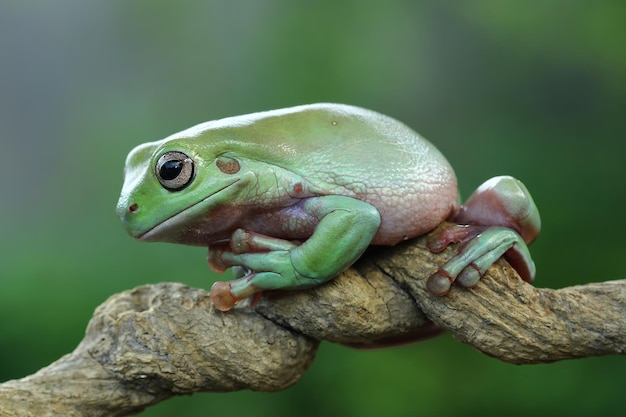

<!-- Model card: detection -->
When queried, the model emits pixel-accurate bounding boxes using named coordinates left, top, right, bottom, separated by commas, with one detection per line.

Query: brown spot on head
left=216, top=156, right=240, bottom=174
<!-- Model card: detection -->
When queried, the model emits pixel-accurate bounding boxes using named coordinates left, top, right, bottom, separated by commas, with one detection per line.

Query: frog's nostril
left=129, top=203, right=139, bottom=213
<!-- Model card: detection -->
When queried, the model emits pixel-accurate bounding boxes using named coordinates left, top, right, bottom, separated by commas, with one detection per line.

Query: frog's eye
left=155, top=151, right=195, bottom=191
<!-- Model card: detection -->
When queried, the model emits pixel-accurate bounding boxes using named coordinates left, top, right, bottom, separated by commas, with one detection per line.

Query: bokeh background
left=2, top=1, right=625, bottom=416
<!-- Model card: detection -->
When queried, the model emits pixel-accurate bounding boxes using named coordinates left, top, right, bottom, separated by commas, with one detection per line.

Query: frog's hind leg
left=454, top=175, right=541, bottom=244
left=426, top=176, right=540, bottom=296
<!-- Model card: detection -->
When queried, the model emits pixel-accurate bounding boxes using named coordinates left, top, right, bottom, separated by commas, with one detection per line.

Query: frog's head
left=116, top=130, right=256, bottom=245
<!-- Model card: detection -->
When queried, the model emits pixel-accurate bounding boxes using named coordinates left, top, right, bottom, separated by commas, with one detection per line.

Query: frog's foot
left=207, top=229, right=302, bottom=311
left=426, top=225, right=535, bottom=295
left=427, top=176, right=540, bottom=296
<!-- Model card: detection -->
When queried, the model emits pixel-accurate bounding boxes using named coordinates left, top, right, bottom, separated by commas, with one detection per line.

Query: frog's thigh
left=457, top=175, right=541, bottom=244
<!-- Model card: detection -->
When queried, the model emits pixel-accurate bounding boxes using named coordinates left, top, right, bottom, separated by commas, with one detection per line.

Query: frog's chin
left=137, top=180, right=240, bottom=244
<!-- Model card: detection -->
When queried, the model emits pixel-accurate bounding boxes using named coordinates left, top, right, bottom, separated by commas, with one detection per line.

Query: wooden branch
left=1, top=228, right=625, bottom=416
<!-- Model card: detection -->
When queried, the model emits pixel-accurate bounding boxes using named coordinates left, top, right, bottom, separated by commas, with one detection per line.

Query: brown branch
left=369, top=240, right=626, bottom=363
left=1, top=229, right=625, bottom=416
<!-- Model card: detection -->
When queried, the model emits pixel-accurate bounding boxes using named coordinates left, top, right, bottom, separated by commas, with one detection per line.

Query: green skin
left=117, top=103, right=540, bottom=311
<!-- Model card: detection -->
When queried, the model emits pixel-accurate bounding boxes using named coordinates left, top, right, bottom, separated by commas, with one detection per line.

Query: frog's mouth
left=137, top=179, right=240, bottom=243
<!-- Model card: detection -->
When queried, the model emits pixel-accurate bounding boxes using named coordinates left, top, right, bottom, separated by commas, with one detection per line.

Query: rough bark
left=1, top=229, right=625, bottom=416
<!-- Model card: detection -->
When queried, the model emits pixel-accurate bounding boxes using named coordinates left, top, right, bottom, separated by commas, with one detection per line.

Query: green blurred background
left=2, top=1, right=625, bottom=416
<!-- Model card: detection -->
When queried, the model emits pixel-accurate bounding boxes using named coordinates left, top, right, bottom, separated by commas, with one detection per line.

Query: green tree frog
left=117, top=103, right=540, bottom=311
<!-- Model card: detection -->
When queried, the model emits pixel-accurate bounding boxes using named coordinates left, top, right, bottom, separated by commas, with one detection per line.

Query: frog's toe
left=210, top=280, right=240, bottom=311
left=232, top=265, right=251, bottom=279
left=456, top=264, right=482, bottom=288
left=427, top=263, right=481, bottom=295
left=230, top=229, right=253, bottom=254
left=426, top=224, right=485, bottom=253
left=426, top=270, right=454, bottom=296
left=230, top=229, right=299, bottom=253
left=207, top=244, right=230, bottom=272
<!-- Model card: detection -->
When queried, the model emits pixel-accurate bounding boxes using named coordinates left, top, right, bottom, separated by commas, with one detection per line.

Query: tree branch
left=1, top=227, right=625, bottom=416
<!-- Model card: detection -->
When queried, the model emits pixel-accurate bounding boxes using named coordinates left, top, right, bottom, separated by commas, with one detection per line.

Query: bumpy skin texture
left=117, top=103, right=539, bottom=311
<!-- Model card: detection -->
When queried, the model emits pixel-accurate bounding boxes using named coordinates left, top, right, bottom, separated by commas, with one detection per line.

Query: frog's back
left=295, top=104, right=459, bottom=244
left=186, top=103, right=459, bottom=245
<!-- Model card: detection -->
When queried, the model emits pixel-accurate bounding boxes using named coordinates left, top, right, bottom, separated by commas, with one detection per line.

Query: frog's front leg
left=209, top=196, right=381, bottom=311
left=207, top=231, right=300, bottom=309
left=427, top=176, right=541, bottom=296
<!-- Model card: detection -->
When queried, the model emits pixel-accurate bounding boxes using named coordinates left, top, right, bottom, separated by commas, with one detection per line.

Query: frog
left=117, top=103, right=540, bottom=312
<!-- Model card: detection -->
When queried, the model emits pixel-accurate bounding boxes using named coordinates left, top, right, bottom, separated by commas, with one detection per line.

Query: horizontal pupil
left=160, top=160, right=183, bottom=180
